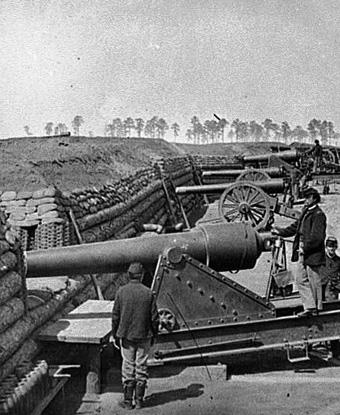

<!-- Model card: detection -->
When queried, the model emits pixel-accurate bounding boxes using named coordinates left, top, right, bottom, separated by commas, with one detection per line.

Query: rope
left=167, top=293, right=212, bottom=381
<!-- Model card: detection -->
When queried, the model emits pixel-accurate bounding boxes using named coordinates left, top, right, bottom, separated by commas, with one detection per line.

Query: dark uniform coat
left=277, top=205, right=326, bottom=266
left=112, top=280, right=159, bottom=342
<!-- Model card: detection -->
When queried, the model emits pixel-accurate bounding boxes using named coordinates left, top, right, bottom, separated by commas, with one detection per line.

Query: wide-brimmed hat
left=303, top=187, right=320, bottom=203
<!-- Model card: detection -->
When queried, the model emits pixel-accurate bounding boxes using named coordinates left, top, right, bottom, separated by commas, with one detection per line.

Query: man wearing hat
left=111, top=262, right=159, bottom=409
left=320, top=237, right=340, bottom=301
left=272, top=187, right=326, bottom=317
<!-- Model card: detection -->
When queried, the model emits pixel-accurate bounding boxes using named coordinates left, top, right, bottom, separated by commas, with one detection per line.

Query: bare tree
left=170, top=122, right=180, bottom=141
left=217, top=118, right=228, bottom=142
left=72, top=115, right=84, bottom=136
left=24, top=125, right=32, bottom=136
left=135, top=118, right=145, bottom=138
left=44, top=122, right=53, bottom=136
left=124, top=117, right=135, bottom=137
left=156, top=118, right=169, bottom=138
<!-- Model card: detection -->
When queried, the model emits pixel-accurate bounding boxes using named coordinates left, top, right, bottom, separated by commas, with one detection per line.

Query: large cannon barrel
left=242, top=150, right=298, bottom=164
left=202, top=167, right=283, bottom=179
left=199, top=163, right=244, bottom=171
left=176, top=179, right=285, bottom=195
left=26, top=223, right=271, bottom=278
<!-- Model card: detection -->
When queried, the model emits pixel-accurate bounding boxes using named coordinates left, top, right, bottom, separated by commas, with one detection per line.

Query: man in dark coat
left=112, top=262, right=159, bottom=409
left=311, top=139, right=323, bottom=173
left=272, top=187, right=326, bottom=316
left=320, top=236, right=340, bottom=301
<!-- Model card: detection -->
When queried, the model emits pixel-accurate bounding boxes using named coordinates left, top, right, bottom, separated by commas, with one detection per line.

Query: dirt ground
left=98, top=365, right=340, bottom=415
left=47, top=356, right=340, bottom=415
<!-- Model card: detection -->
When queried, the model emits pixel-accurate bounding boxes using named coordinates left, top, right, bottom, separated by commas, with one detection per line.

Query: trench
left=0, top=152, right=237, bottom=391
left=2, top=142, right=338, bottom=414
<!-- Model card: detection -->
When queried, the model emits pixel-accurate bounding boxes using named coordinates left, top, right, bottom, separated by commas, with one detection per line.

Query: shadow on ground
left=143, top=383, right=204, bottom=408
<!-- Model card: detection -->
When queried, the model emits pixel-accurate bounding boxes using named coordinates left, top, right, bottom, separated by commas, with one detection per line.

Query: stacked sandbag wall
left=0, top=187, right=74, bottom=251
left=0, top=208, right=127, bottom=381
left=0, top=156, right=203, bottom=382
left=61, top=166, right=166, bottom=243
left=0, top=210, right=36, bottom=380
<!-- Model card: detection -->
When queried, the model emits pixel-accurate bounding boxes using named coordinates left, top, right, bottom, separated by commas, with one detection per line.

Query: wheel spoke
left=241, top=185, right=251, bottom=201
left=251, top=208, right=266, bottom=218
left=251, top=202, right=267, bottom=210
left=247, top=190, right=261, bottom=205
left=250, top=209, right=264, bottom=219
left=232, top=187, right=243, bottom=202
left=248, top=210, right=261, bottom=225
left=244, top=185, right=251, bottom=201
left=250, top=195, right=266, bottom=206
left=223, top=193, right=238, bottom=204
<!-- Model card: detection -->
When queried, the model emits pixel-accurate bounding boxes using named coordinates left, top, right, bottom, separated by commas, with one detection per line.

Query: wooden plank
left=69, top=299, right=113, bottom=314
left=38, top=300, right=114, bottom=344
left=31, top=377, right=68, bottom=415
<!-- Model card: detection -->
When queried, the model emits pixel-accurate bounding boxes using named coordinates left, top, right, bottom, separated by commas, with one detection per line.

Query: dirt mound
left=0, top=136, right=287, bottom=192
left=176, top=142, right=290, bottom=157
left=0, top=136, right=182, bottom=192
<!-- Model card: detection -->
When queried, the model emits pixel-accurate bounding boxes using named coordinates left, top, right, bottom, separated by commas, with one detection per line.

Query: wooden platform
left=38, top=299, right=114, bottom=344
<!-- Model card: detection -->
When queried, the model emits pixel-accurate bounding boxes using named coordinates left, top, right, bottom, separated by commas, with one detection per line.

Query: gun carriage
left=176, top=180, right=300, bottom=231
left=25, top=220, right=340, bottom=368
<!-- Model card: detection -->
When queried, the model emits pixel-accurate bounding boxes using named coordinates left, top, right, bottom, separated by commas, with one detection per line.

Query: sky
left=0, top=0, right=339, bottom=140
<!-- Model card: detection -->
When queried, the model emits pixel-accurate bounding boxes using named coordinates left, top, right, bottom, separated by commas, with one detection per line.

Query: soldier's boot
left=135, top=381, right=146, bottom=409
left=119, top=381, right=135, bottom=410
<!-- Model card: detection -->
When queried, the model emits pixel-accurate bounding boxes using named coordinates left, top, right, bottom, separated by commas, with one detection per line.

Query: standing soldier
left=320, top=237, right=340, bottom=301
left=272, top=187, right=326, bottom=316
left=311, top=139, right=323, bottom=173
left=111, top=262, right=159, bottom=409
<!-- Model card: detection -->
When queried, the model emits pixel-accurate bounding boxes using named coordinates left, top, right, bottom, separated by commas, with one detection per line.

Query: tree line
left=23, top=115, right=338, bottom=146
left=22, top=116, right=85, bottom=137
left=185, top=117, right=338, bottom=145
left=105, top=117, right=180, bottom=140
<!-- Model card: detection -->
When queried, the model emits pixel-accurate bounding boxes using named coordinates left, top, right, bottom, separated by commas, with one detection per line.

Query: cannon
left=242, top=149, right=299, bottom=166
left=25, top=216, right=340, bottom=367
left=198, top=163, right=244, bottom=171
left=202, top=167, right=284, bottom=183
left=26, top=222, right=272, bottom=278
left=177, top=178, right=287, bottom=196
left=176, top=181, right=300, bottom=230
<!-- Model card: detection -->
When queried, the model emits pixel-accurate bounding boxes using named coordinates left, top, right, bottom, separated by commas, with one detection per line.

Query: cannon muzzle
left=26, top=223, right=272, bottom=278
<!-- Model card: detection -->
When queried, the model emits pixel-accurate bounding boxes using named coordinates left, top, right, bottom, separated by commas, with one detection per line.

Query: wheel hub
left=239, top=202, right=250, bottom=214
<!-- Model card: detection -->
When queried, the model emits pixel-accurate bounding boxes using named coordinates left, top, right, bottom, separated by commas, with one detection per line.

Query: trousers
left=120, top=338, right=151, bottom=385
left=296, top=258, right=323, bottom=311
